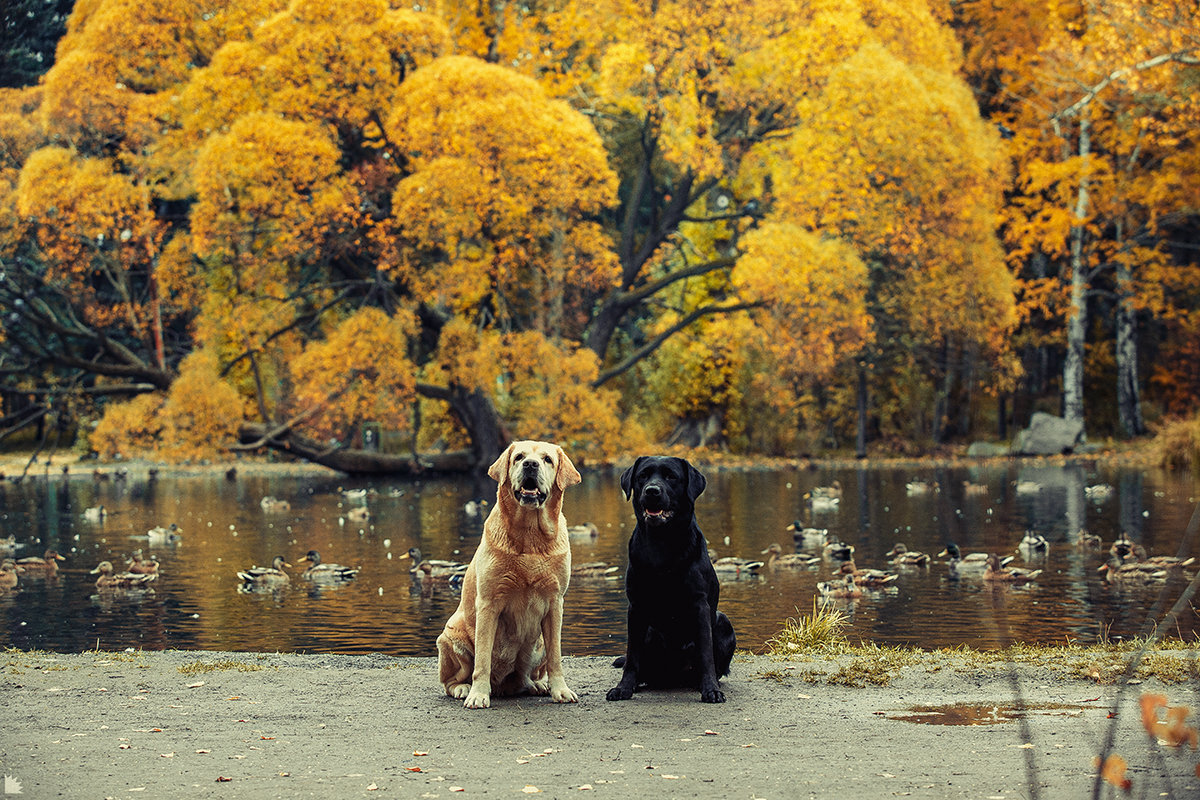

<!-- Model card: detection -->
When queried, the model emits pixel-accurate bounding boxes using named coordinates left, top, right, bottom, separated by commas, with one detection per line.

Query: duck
left=1013, top=479, right=1043, bottom=495
left=983, top=553, right=1041, bottom=584
left=810, top=480, right=843, bottom=500
left=962, top=481, right=989, bottom=496
left=411, top=559, right=470, bottom=582
left=402, top=548, right=466, bottom=577
left=837, top=559, right=899, bottom=587
left=710, top=552, right=765, bottom=577
left=260, top=496, right=291, bottom=513
left=823, top=539, right=855, bottom=560
left=340, top=488, right=369, bottom=501
left=147, top=523, right=182, bottom=546
left=345, top=506, right=370, bottom=524
left=887, top=543, right=930, bottom=567
left=1128, top=550, right=1195, bottom=571
left=1109, top=534, right=1138, bottom=562
left=1017, top=532, right=1049, bottom=559
left=16, top=549, right=66, bottom=576
left=571, top=561, right=621, bottom=578
left=82, top=505, right=107, bottom=523
left=568, top=522, right=599, bottom=539
left=237, top=555, right=292, bottom=585
left=905, top=480, right=939, bottom=496
left=0, top=535, right=22, bottom=554
left=1098, top=556, right=1168, bottom=584
left=787, top=520, right=829, bottom=547
left=0, top=559, right=23, bottom=590
left=805, top=491, right=840, bottom=513
left=817, top=573, right=863, bottom=599
left=125, top=549, right=159, bottom=575
left=1073, top=529, right=1103, bottom=551
left=760, top=543, right=820, bottom=568
left=90, top=560, right=157, bottom=591
left=298, top=550, right=359, bottom=581
left=937, top=543, right=996, bottom=573
left=1084, top=483, right=1114, bottom=502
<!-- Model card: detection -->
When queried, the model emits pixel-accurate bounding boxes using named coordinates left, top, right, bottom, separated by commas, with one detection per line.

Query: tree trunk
left=446, top=384, right=509, bottom=472
left=1115, top=259, right=1146, bottom=437
left=1063, top=115, right=1092, bottom=425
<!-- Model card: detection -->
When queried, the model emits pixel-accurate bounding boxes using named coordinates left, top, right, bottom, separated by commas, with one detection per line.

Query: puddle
left=886, top=703, right=1096, bottom=726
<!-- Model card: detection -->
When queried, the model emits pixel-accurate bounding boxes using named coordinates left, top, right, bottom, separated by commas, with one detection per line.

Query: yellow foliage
left=90, top=392, right=166, bottom=459
left=289, top=307, right=419, bottom=441
left=157, top=349, right=248, bottom=462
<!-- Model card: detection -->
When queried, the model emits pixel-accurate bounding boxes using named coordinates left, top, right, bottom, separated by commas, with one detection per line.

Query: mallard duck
left=962, top=481, right=989, bottom=496
left=817, top=573, right=862, bottom=599
left=260, top=496, right=291, bottom=513
left=823, top=539, right=855, bottom=560
left=1128, top=550, right=1195, bottom=571
left=787, top=521, right=828, bottom=546
left=837, top=559, right=898, bottom=587
left=1108, top=534, right=1141, bottom=562
left=147, top=523, right=182, bottom=545
left=983, top=554, right=1041, bottom=584
left=1098, top=556, right=1167, bottom=584
left=810, top=480, right=843, bottom=500
left=1013, top=479, right=1043, bottom=495
left=402, top=548, right=466, bottom=577
left=16, top=549, right=66, bottom=576
left=0, top=535, right=21, bottom=554
left=0, top=559, right=23, bottom=590
left=571, top=561, right=621, bottom=578
left=568, top=522, right=599, bottom=539
left=237, top=555, right=292, bottom=584
left=82, top=505, right=107, bottom=523
left=760, top=543, right=820, bottom=568
left=937, top=543, right=997, bottom=574
left=711, top=553, right=765, bottom=577
left=887, top=543, right=930, bottom=567
left=1017, top=532, right=1049, bottom=558
left=345, top=506, right=370, bottom=524
left=1073, top=530, right=1103, bottom=551
left=125, top=549, right=159, bottom=575
left=905, top=480, right=939, bottom=496
left=1084, top=483, right=1114, bottom=502
left=412, top=559, right=470, bottom=581
left=340, top=488, right=369, bottom=501
left=298, top=550, right=359, bottom=581
left=90, top=560, right=156, bottom=590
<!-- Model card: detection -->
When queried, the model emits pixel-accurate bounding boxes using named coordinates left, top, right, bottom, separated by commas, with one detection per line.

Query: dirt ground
left=2, top=649, right=1198, bottom=799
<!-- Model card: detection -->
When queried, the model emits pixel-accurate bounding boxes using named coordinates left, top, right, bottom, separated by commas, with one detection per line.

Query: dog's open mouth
left=516, top=478, right=547, bottom=507
left=642, top=507, right=674, bottom=523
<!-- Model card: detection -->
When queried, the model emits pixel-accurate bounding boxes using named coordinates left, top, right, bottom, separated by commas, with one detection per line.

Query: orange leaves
left=289, top=308, right=419, bottom=442
left=1140, top=693, right=1199, bottom=749
left=1097, top=753, right=1132, bottom=792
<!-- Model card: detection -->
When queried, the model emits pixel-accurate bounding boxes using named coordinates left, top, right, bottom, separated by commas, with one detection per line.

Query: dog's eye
left=542, top=455, right=553, bottom=465
left=513, top=453, right=525, bottom=463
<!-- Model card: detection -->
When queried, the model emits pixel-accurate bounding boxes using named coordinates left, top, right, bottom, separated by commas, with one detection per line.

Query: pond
left=0, top=461, right=1197, bottom=657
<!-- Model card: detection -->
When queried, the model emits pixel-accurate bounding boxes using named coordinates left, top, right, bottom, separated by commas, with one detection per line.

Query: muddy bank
left=2, top=649, right=1197, bottom=799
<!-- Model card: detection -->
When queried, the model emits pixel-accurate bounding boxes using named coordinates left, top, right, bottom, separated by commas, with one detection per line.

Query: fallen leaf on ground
left=1096, top=754, right=1131, bottom=792
left=703, top=730, right=718, bottom=736
left=404, top=766, right=422, bottom=773
left=522, top=786, right=541, bottom=794
left=187, top=682, right=205, bottom=688
left=449, top=787, right=464, bottom=793
left=367, top=783, right=378, bottom=791
left=216, top=776, right=232, bottom=783
left=413, top=751, right=428, bottom=757
left=196, top=750, right=211, bottom=754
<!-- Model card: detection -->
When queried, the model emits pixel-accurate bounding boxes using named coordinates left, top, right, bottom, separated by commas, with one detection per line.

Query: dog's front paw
left=700, top=687, right=726, bottom=704
left=550, top=683, right=578, bottom=703
left=527, top=677, right=550, bottom=696
left=606, top=685, right=634, bottom=701
left=463, top=687, right=491, bottom=709
left=447, top=683, right=471, bottom=700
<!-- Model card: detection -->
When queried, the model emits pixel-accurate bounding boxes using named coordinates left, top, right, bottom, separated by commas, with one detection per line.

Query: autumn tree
left=957, top=0, right=1200, bottom=436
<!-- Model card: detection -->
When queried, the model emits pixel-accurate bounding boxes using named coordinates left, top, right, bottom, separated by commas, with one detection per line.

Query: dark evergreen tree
left=1, top=0, right=74, bottom=88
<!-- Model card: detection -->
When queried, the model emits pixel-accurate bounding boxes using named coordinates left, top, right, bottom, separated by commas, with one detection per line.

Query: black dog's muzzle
left=639, top=482, right=675, bottom=524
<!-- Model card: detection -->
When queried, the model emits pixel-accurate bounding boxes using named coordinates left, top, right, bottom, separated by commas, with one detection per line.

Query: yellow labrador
left=436, top=440, right=581, bottom=708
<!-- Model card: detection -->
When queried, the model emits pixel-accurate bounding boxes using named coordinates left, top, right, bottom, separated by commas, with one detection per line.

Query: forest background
left=0, top=0, right=1197, bottom=474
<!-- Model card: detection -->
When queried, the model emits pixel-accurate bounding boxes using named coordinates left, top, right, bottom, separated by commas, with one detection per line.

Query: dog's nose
left=644, top=484, right=661, bottom=497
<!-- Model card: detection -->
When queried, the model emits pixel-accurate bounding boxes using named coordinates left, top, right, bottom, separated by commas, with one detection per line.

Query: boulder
left=966, top=441, right=1008, bottom=458
left=1011, top=412, right=1084, bottom=455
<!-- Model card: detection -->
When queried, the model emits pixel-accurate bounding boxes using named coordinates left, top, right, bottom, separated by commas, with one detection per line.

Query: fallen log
left=236, top=422, right=476, bottom=476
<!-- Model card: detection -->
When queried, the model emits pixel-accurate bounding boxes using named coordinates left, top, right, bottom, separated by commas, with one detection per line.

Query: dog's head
left=620, top=456, right=706, bottom=528
left=489, top=440, right=581, bottom=509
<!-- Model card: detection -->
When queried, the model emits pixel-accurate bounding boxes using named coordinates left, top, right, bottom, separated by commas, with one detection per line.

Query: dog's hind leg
left=436, top=632, right=473, bottom=699
left=713, top=610, right=736, bottom=679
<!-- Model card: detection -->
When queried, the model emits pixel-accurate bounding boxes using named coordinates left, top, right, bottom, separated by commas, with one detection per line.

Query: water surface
left=1, top=462, right=1196, bottom=656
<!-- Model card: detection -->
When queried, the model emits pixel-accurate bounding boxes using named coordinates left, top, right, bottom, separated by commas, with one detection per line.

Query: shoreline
left=3, top=648, right=1198, bottom=798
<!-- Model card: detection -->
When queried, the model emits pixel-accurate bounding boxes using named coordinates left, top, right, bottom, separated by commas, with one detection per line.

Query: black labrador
left=606, top=456, right=736, bottom=703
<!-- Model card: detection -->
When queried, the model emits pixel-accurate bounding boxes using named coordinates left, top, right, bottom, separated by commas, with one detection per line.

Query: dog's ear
left=554, top=446, right=581, bottom=491
left=487, top=443, right=514, bottom=484
left=619, top=457, right=645, bottom=501
left=682, top=459, right=707, bottom=502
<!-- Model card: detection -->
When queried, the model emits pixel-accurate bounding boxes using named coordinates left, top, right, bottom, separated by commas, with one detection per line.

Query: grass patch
left=760, top=611, right=1199, bottom=686
left=178, top=659, right=265, bottom=675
